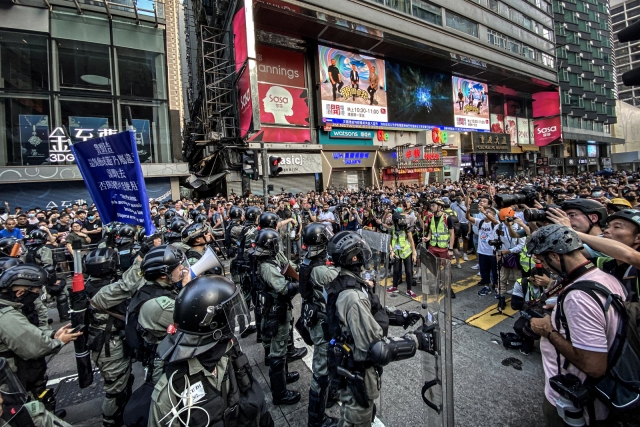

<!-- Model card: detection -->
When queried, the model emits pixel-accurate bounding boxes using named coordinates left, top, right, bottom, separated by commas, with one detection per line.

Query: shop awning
left=562, top=131, right=625, bottom=145
left=187, top=172, right=227, bottom=190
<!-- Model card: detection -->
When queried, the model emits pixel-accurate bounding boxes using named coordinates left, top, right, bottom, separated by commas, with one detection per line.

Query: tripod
left=489, top=234, right=512, bottom=318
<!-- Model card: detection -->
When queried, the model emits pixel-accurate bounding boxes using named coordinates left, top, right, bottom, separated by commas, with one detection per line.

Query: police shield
left=359, top=229, right=390, bottom=305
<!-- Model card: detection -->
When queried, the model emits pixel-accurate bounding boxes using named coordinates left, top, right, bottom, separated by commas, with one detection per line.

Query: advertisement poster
left=131, top=119, right=151, bottom=163
left=258, top=84, right=309, bottom=126
left=587, top=145, right=597, bottom=158
left=237, top=68, right=253, bottom=139
left=385, top=60, right=453, bottom=127
left=69, top=116, right=110, bottom=142
left=534, top=116, right=562, bottom=146
left=452, top=77, right=490, bottom=130
left=318, top=45, right=388, bottom=123
left=256, top=44, right=308, bottom=143
left=490, top=114, right=504, bottom=133
left=19, top=115, right=49, bottom=165
left=233, top=7, right=248, bottom=74
left=532, top=91, right=560, bottom=118
left=504, top=116, right=517, bottom=145
left=517, top=117, right=532, bottom=145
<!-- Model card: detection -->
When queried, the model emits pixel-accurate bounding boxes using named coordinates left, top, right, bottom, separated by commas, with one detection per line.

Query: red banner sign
left=533, top=116, right=562, bottom=147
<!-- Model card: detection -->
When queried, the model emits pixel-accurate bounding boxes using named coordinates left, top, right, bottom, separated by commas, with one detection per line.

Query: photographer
left=527, top=225, right=625, bottom=426
left=465, top=193, right=499, bottom=295
left=494, top=208, right=526, bottom=309
left=559, top=199, right=608, bottom=259
left=342, top=204, right=362, bottom=231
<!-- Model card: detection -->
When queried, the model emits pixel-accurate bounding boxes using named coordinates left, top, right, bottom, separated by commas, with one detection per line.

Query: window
left=628, top=0, right=640, bottom=10
left=412, top=1, right=442, bottom=25
left=385, top=0, right=411, bottom=14
left=58, top=99, right=114, bottom=165
left=120, top=102, right=171, bottom=163
left=569, top=73, right=582, bottom=86
left=117, top=47, right=167, bottom=99
left=488, top=29, right=507, bottom=49
left=0, top=31, right=49, bottom=91
left=542, top=26, right=553, bottom=41
left=522, top=45, right=537, bottom=61
left=0, top=96, right=50, bottom=166
left=58, top=40, right=111, bottom=92
left=523, top=16, right=532, bottom=30
left=619, top=55, right=630, bottom=65
left=612, top=14, right=626, bottom=23
left=508, top=38, right=521, bottom=54
left=629, top=8, right=640, bottom=18
left=568, top=52, right=581, bottom=66
left=510, top=9, right=524, bottom=26
left=613, top=22, right=627, bottom=32
left=488, top=0, right=499, bottom=12
left=611, top=5, right=624, bottom=15
left=498, top=2, right=510, bottom=17
left=541, top=53, right=555, bottom=68
left=445, top=12, right=478, bottom=37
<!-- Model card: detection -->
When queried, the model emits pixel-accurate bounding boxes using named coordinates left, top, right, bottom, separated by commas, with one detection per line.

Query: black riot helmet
left=302, top=223, right=333, bottom=258
left=141, top=244, right=185, bottom=281
left=84, top=247, right=118, bottom=277
left=164, top=209, right=177, bottom=222
left=157, top=275, right=250, bottom=364
left=115, top=225, right=136, bottom=246
left=194, top=214, right=208, bottom=224
left=181, top=222, right=208, bottom=245
left=25, top=229, right=48, bottom=247
left=189, top=209, right=202, bottom=222
left=229, top=206, right=243, bottom=221
left=327, top=231, right=372, bottom=267
left=0, top=257, right=23, bottom=273
left=258, top=212, right=279, bottom=230
left=0, top=264, right=47, bottom=290
left=166, top=218, right=187, bottom=242
left=0, top=238, right=20, bottom=257
left=244, top=207, right=262, bottom=224
left=43, top=265, right=57, bottom=286
left=252, top=229, right=281, bottom=257
left=393, top=213, right=408, bottom=230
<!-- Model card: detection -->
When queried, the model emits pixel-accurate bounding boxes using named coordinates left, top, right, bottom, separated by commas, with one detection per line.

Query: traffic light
left=269, top=156, right=283, bottom=177
left=618, top=20, right=640, bottom=86
left=242, top=150, right=259, bottom=181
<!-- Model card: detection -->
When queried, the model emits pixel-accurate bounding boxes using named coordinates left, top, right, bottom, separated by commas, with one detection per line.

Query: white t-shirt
left=541, top=269, right=625, bottom=421
left=476, top=220, right=496, bottom=256
left=318, top=211, right=335, bottom=232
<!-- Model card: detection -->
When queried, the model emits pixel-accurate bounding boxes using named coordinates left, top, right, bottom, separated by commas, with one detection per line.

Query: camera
left=523, top=204, right=560, bottom=223
left=494, top=186, right=539, bottom=209
left=549, top=373, right=590, bottom=426
left=513, top=297, right=550, bottom=340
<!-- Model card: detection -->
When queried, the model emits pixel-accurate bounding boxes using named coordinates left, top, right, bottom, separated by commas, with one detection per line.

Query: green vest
left=519, top=244, right=534, bottom=273
left=391, top=229, right=412, bottom=259
left=429, top=214, right=450, bottom=249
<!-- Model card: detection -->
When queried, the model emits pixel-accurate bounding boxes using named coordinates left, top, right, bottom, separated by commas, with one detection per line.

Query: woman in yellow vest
left=387, top=212, right=418, bottom=299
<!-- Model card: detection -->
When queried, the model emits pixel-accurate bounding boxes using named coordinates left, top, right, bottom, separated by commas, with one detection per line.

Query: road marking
left=465, top=298, right=518, bottom=330
left=46, top=372, right=80, bottom=387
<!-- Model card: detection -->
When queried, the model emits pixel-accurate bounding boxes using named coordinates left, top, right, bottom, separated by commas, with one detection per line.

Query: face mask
left=151, top=210, right=157, bottom=215
left=28, top=214, right=35, bottom=218
left=88, top=216, right=95, bottom=221
left=17, top=290, right=40, bottom=307
left=396, top=207, right=403, bottom=213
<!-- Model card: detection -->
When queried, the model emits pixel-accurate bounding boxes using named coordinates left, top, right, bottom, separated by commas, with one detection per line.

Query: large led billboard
left=452, top=77, right=490, bottom=130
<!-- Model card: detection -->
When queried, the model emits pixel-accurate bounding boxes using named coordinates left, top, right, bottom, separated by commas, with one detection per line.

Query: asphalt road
left=44, top=254, right=545, bottom=427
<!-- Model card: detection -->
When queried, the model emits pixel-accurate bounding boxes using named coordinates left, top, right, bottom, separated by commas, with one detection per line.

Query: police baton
left=70, top=239, right=93, bottom=389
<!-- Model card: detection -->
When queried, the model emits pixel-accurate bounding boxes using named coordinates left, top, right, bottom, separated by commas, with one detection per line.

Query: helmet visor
left=217, top=289, right=251, bottom=336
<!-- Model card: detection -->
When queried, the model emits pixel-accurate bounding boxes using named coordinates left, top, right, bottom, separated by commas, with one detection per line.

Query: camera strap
left=543, top=261, right=596, bottom=301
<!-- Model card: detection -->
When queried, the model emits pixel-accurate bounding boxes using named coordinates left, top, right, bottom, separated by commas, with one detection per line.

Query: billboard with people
left=452, top=77, right=490, bottom=130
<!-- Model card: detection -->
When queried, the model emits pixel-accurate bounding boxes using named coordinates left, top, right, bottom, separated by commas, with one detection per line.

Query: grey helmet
left=527, top=224, right=582, bottom=256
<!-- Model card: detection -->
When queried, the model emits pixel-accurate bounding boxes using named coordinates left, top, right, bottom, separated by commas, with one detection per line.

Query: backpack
left=448, top=213, right=461, bottom=236
left=556, top=280, right=640, bottom=422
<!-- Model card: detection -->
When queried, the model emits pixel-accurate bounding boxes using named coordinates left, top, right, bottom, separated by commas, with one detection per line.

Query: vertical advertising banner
left=517, top=117, right=532, bottom=145
left=490, top=114, right=504, bottom=133
left=70, top=130, right=155, bottom=233
left=250, top=44, right=310, bottom=143
left=452, top=77, right=490, bottom=130
left=504, top=116, right=517, bottom=145
left=532, top=91, right=560, bottom=118
left=318, top=45, right=388, bottom=123
left=19, top=115, right=49, bottom=165
left=533, top=116, right=562, bottom=146
left=233, top=5, right=259, bottom=139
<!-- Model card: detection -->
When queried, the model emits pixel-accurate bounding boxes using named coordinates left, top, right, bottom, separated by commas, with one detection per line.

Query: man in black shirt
left=327, top=58, right=343, bottom=101
left=83, top=211, right=103, bottom=244
left=349, top=64, right=359, bottom=101
left=15, top=213, right=29, bottom=237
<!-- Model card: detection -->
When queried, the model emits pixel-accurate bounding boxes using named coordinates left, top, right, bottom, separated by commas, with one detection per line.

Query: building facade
left=182, top=0, right=561, bottom=194
left=0, top=0, right=188, bottom=208
left=549, top=0, right=621, bottom=174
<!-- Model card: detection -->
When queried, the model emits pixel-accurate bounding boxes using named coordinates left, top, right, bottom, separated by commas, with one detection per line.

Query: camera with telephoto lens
left=494, top=186, right=539, bottom=209
left=549, top=373, right=590, bottom=427
left=523, top=204, right=560, bottom=223
left=513, top=299, right=548, bottom=340
left=487, top=238, right=503, bottom=248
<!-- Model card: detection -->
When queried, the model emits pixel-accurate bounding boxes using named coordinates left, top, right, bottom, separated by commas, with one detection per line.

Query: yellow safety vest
left=429, top=214, right=450, bottom=249
left=520, top=244, right=534, bottom=273
left=391, top=228, right=412, bottom=259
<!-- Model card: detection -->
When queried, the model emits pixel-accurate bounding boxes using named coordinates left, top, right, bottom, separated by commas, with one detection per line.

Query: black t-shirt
left=363, top=218, right=377, bottom=229
left=83, top=219, right=103, bottom=244
left=328, top=65, right=340, bottom=82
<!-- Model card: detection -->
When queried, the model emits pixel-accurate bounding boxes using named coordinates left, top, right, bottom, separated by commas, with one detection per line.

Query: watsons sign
left=329, top=129, right=374, bottom=139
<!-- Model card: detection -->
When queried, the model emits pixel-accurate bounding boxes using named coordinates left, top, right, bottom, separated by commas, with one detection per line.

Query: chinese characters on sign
left=472, top=132, right=511, bottom=153
left=396, top=146, right=443, bottom=169
left=71, top=130, right=155, bottom=233
left=332, top=152, right=370, bottom=165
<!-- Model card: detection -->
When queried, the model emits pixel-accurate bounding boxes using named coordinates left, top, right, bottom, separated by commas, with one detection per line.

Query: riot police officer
left=0, top=238, right=22, bottom=259
left=84, top=248, right=135, bottom=427
left=181, top=223, right=213, bottom=265
left=325, top=231, right=437, bottom=426
left=149, top=275, right=275, bottom=427
left=0, top=264, right=81, bottom=427
left=252, top=229, right=301, bottom=405
left=165, top=218, right=190, bottom=253
left=125, top=245, right=190, bottom=383
left=226, top=206, right=244, bottom=257
left=114, top=225, right=137, bottom=273
left=299, top=223, right=339, bottom=427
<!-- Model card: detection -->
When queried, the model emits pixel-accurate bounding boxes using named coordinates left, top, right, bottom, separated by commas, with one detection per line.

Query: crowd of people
left=0, top=170, right=639, bottom=427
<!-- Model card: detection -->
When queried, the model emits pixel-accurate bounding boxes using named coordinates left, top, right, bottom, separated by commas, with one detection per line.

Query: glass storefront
left=0, top=19, right=171, bottom=167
